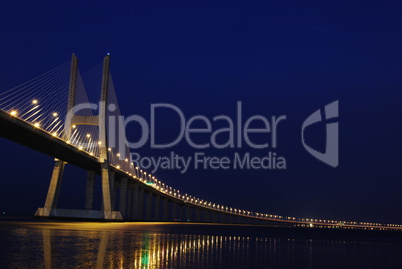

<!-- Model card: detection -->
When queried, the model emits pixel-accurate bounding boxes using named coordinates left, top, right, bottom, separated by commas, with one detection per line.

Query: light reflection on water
left=1, top=221, right=402, bottom=268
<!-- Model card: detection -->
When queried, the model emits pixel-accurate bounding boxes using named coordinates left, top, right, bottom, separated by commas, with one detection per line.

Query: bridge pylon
left=35, top=54, right=123, bottom=221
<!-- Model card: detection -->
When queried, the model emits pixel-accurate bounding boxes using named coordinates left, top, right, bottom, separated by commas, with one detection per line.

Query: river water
left=0, top=218, right=401, bottom=268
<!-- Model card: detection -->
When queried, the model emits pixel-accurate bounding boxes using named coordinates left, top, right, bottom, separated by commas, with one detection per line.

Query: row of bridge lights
left=85, top=151, right=402, bottom=229
left=10, top=105, right=38, bottom=117
left=125, top=164, right=284, bottom=218
left=8, top=100, right=100, bottom=155
left=9, top=99, right=56, bottom=132
left=82, top=148, right=402, bottom=229
left=7, top=100, right=402, bottom=229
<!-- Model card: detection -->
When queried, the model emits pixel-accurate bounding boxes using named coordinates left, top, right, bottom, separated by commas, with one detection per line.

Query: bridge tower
left=35, top=54, right=122, bottom=220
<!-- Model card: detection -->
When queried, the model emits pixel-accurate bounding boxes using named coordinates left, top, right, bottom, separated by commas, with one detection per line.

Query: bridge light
left=116, top=165, right=120, bottom=169
left=125, top=158, right=128, bottom=162
left=32, top=99, right=38, bottom=104
left=72, top=125, right=76, bottom=129
left=52, top=132, right=57, bottom=136
left=90, top=152, right=94, bottom=156
left=10, top=110, right=17, bottom=116
left=108, top=148, right=111, bottom=151
left=66, top=140, right=71, bottom=144
left=98, top=141, right=102, bottom=145
left=116, top=153, right=120, bottom=157
left=78, top=146, right=83, bottom=150
left=52, top=112, right=58, bottom=117
left=86, top=134, right=91, bottom=138
left=34, top=122, right=40, bottom=128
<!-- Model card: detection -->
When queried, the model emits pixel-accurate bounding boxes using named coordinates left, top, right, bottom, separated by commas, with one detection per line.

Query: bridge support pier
left=85, top=171, right=95, bottom=210
left=172, top=202, right=177, bottom=221
left=204, top=210, right=209, bottom=223
left=195, top=207, right=200, bottom=222
left=101, top=164, right=122, bottom=220
left=180, top=205, right=185, bottom=221
left=175, top=204, right=183, bottom=221
left=163, top=198, right=168, bottom=221
left=220, top=214, right=225, bottom=223
left=130, top=183, right=139, bottom=220
left=185, top=206, right=190, bottom=221
left=154, top=195, right=160, bottom=221
left=126, top=187, right=133, bottom=219
left=35, top=161, right=122, bottom=221
left=109, top=172, right=116, bottom=211
left=146, top=192, right=153, bottom=220
left=210, top=211, right=216, bottom=223
left=119, top=177, right=128, bottom=218
left=101, top=163, right=112, bottom=217
left=137, top=187, right=144, bottom=220
left=35, top=160, right=65, bottom=217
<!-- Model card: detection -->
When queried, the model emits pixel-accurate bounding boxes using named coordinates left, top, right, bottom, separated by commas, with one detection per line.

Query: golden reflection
left=42, top=229, right=52, bottom=269
left=2, top=219, right=400, bottom=269
left=96, top=232, right=109, bottom=269
left=35, top=223, right=276, bottom=268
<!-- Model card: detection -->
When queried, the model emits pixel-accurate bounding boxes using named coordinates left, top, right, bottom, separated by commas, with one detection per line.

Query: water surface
left=0, top=218, right=401, bottom=268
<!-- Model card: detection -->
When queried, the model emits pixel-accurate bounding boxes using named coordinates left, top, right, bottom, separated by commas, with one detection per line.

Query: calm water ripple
left=0, top=218, right=401, bottom=268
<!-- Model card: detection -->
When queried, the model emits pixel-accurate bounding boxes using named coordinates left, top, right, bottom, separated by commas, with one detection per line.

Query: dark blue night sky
left=0, top=0, right=401, bottom=223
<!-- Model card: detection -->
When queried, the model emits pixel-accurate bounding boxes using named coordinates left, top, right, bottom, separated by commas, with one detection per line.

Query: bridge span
left=0, top=54, right=400, bottom=232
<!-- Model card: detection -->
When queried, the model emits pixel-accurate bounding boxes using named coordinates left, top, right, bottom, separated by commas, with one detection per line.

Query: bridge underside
left=0, top=110, right=100, bottom=172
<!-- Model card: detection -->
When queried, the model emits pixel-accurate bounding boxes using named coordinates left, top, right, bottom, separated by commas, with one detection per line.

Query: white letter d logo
left=301, top=100, right=339, bottom=167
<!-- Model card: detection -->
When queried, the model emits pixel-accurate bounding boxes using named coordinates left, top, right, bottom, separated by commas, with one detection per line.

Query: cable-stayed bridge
left=0, top=54, right=399, bottom=231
